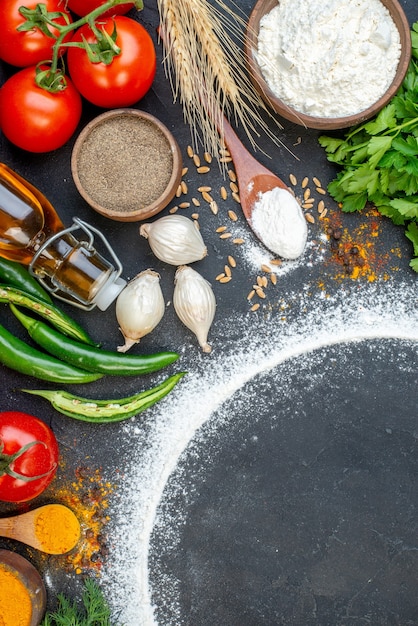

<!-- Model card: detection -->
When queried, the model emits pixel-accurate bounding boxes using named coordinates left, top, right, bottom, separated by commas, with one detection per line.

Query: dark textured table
left=1, top=1, right=418, bottom=624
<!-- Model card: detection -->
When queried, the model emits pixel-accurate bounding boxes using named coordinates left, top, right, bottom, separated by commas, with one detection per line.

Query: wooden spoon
left=219, top=114, right=290, bottom=224
left=0, top=504, right=81, bottom=555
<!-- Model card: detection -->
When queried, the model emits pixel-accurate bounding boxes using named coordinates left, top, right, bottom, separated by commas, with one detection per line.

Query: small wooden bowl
left=245, top=0, right=412, bottom=130
left=0, top=549, right=46, bottom=625
left=71, top=109, right=183, bottom=222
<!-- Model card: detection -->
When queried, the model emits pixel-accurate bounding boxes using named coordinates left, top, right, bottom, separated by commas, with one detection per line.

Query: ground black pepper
left=76, top=116, right=174, bottom=212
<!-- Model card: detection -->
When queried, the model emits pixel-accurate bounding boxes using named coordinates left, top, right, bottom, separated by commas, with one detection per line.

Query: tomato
left=66, top=0, right=135, bottom=17
left=67, top=16, right=156, bottom=108
left=0, top=66, right=82, bottom=153
left=0, top=0, right=73, bottom=68
left=0, top=411, right=59, bottom=502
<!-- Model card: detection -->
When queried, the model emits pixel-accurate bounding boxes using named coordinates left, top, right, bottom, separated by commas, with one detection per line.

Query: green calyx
left=0, top=439, right=56, bottom=482
left=19, top=0, right=144, bottom=92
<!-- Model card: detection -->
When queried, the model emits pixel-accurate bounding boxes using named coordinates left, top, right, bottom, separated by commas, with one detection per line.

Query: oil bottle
left=0, top=163, right=126, bottom=310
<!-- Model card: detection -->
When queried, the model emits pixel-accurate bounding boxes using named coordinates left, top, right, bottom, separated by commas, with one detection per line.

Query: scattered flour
left=251, top=186, right=308, bottom=259
left=101, top=279, right=418, bottom=625
left=256, top=0, right=401, bottom=117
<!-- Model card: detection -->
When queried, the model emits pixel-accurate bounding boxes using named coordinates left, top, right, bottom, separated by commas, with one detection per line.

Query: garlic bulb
left=139, top=214, right=207, bottom=265
left=173, top=265, right=216, bottom=353
left=116, top=269, right=165, bottom=353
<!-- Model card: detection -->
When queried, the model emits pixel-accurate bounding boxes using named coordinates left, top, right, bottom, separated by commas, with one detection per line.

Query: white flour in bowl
left=256, top=0, right=402, bottom=117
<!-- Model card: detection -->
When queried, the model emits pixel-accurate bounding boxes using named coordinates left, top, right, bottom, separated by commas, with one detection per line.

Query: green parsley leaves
left=319, top=21, right=418, bottom=271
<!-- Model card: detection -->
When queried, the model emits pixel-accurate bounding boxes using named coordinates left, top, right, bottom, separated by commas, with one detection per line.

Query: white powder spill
left=101, top=279, right=418, bottom=625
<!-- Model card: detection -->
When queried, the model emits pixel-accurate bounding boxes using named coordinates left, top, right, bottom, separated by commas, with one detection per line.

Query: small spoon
left=0, top=504, right=81, bottom=555
left=219, top=114, right=289, bottom=224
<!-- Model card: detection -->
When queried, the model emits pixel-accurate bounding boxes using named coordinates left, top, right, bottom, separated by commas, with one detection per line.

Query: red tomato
left=0, top=411, right=59, bottom=503
left=66, top=0, right=135, bottom=17
left=0, top=0, right=73, bottom=68
left=0, top=66, right=82, bottom=153
left=67, top=16, right=156, bottom=108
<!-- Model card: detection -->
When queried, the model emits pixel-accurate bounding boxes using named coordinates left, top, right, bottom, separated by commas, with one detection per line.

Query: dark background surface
left=1, top=0, right=418, bottom=624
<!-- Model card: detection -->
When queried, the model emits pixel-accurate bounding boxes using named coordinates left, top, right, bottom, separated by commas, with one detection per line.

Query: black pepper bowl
left=244, top=0, right=412, bottom=130
left=71, top=109, right=183, bottom=222
left=0, top=549, right=46, bottom=625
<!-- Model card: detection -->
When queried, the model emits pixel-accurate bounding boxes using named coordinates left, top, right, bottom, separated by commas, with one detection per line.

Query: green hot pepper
left=0, top=257, right=53, bottom=303
left=21, top=372, right=186, bottom=423
left=0, top=285, right=95, bottom=344
left=0, top=322, right=103, bottom=384
left=12, top=305, right=179, bottom=376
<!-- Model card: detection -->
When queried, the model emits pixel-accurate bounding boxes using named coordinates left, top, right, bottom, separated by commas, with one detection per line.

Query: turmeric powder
left=0, top=565, right=32, bottom=626
left=34, top=504, right=80, bottom=555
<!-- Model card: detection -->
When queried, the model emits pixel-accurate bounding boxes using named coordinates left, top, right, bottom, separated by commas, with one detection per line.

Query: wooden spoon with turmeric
left=0, top=504, right=81, bottom=555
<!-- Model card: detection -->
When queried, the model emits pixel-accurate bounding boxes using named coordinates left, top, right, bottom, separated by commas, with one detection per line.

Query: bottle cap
left=93, top=274, right=127, bottom=311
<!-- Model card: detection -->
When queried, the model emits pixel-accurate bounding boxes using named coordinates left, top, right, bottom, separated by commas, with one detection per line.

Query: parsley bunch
left=319, top=22, right=418, bottom=271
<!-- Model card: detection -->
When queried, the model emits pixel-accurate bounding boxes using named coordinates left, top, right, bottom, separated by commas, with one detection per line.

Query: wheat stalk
left=157, top=0, right=292, bottom=162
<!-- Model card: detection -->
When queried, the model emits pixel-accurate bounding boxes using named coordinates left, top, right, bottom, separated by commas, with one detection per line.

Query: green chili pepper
left=0, top=285, right=96, bottom=345
left=0, top=322, right=103, bottom=384
left=0, top=257, right=53, bottom=303
left=21, top=372, right=186, bottom=423
left=11, top=305, right=179, bottom=376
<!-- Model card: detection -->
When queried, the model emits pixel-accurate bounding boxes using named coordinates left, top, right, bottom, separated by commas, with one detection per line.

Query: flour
left=251, top=186, right=308, bottom=259
left=101, top=279, right=418, bottom=625
left=256, top=0, right=402, bottom=117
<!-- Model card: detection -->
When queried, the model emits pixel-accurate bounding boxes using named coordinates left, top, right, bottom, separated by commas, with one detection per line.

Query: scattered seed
left=302, top=202, right=315, bottom=210
left=316, top=187, right=326, bottom=195
left=301, top=176, right=309, bottom=188
left=216, top=225, right=227, bottom=233
left=175, top=184, right=182, bottom=198
left=247, top=289, right=255, bottom=300
left=318, top=199, right=325, bottom=213
left=198, top=186, right=212, bottom=192
left=319, top=208, right=328, bottom=219
left=219, top=275, right=232, bottom=283
left=229, top=181, right=239, bottom=193
left=197, top=166, right=210, bottom=174
left=270, top=273, right=277, bottom=285
left=220, top=232, right=232, bottom=239
left=193, top=154, right=201, bottom=167
left=256, top=288, right=266, bottom=299
left=313, top=176, right=322, bottom=188
left=303, top=188, right=311, bottom=201
left=202, top=191, right=214, bottom=203
left=270, top=258, right=282, bottom=266
left=191, top=212, right=199, bottom=220
left=179, top=202, right=190, bottom=209
left=220, top=156, right=233, bottom=163
left=232, top=192, right=241, bottom=203
left=228, top=255, right=236, bottom=267
left=220, top=186, right=228, bottom=200
left=228, top=210, right=238, bottom=221
left=192, top=197, right=200, bottom=206
left=219, top=148, right=230, bottom=157
left=187, top=145, right=194, bottom=158
left=261, top=264, right=271, bottom=273
left=228, top=169, right=237, bottom=182
left=256, top=275, right=263, bottom=287
left=210, top=201, right=219, bottom=215
left=216, top=272, right=226, bottom=281
left=289, top=173, right=297, bottom=186
left=305, top=213, right=315, bottom=223
left=169, top=206, right=178, bottom=214
left=204, top=152, right=212, bottom=163
left=250, top=303, right=260, bottom=312
left=233, top=238, right=244, bottom=244
left=224, top=265, right=232, bottom=277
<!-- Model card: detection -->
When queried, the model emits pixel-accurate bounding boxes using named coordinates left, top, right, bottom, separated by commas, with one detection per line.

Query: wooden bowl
left=244, top=0, right=412, bottom=130
left=71, top=109, right=183, bottom=222
left=0, top=550, right=46, bottom=625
